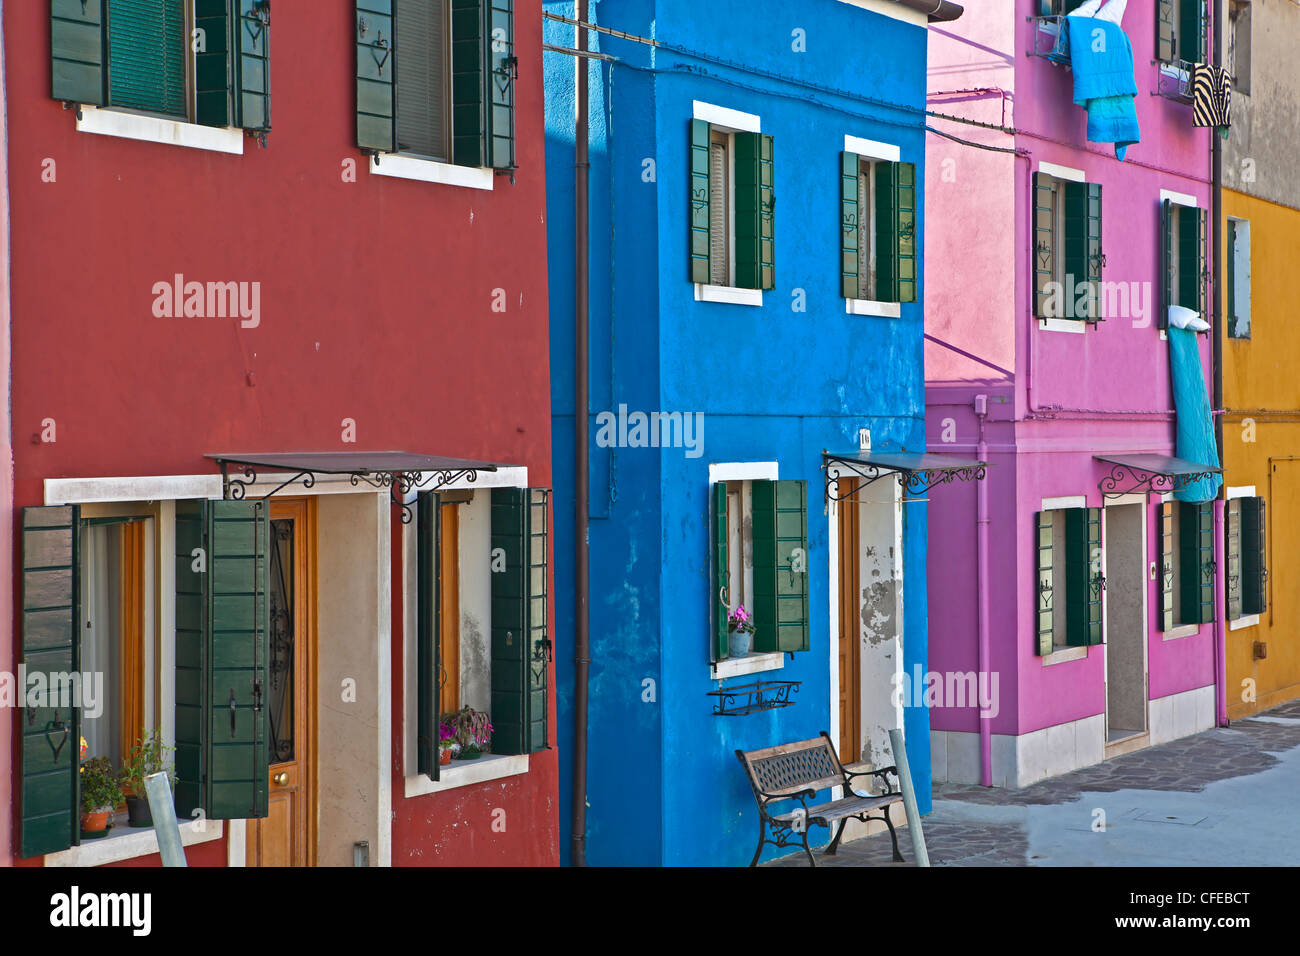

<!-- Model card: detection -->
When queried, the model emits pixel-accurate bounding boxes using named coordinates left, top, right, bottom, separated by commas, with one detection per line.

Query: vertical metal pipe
left=975, top=396, right=991, bottom=786
left=571, top=0, right=591, bottom=867
left=888, top=728, right=930, bottom=867
left=144, top=772, right=187, bottom=868
left=1211, top=0, right=1227, bottom=726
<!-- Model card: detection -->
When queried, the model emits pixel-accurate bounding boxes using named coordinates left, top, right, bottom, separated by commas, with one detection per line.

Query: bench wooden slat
left=773, top=793, right=902, bottom=826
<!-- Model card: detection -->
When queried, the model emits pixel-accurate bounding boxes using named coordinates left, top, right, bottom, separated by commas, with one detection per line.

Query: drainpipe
left=1211, top=0, right=1227, bottom=727
left=975, top=394, right=992, bottom=787
left=572, top=0, right=591, bottom=867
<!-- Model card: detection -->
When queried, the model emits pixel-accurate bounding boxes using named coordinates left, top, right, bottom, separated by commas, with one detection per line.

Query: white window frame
left=844, top=135, right=904, bottom=318
left=1036, top=164, right=1088, bottom=335
left=1227, top=217, right=1251, bottom=338
left=709, top=461, right=784, bottom=679
left=1158, top=492, right=1203, bottom=640
left=1036, top=495, right=1093, bottom=662
left=1226, top=485, right=1261, bottom=630
left=76, top=3, right=246, bottom=155
left=693, top=101, right=763, bottom=307
left=402, top=467, right=534, bottom=798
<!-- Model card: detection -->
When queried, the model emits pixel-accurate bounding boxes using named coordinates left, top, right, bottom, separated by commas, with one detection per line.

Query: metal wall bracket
left=708, top=679, right=801, bottom=717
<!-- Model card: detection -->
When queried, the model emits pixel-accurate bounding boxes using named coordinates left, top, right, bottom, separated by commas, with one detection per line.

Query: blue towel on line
left=1168, top=327, right=1222, bottom=503
left=1066, top=17, right=1141, bottom=161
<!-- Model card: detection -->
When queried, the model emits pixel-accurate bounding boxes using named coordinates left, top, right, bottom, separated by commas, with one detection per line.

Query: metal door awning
left=206, top=452, right=505, bottom=520
left=1095, top=453, right=1221, bottom=499
left=822, top=450, right=989, bottom=501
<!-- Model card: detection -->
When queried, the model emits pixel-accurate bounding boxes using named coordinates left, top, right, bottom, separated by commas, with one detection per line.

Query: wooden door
left=246, top=498, right=316, bottom=867
left=837, top=480, right=861, bottom=765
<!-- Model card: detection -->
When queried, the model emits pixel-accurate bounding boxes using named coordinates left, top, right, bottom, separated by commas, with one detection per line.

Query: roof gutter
left=893, top=0, right=964, bottom=23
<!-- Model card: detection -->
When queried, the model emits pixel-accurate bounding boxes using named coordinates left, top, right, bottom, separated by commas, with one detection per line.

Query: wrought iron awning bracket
left=220, top=461, right=319, bottom=501
left=1098, top=463, right=1220, bottom=500
left=824, top=456, right=987, bottom=502
left=390, top=469, right=483, bottom=524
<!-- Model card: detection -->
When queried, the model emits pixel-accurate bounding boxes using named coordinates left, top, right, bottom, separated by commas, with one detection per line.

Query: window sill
left=1229, top=614, right=1260, bottom=631
left=1041, top=645, right=1088, bottom=666
left=369, top=153, right=494, bottom=191
left=76, top=106, right=244, bottom=154
left=846, top=299, right=901, bottom=318
left=1038, top=317, right=1087, bottom=334
left=44, top=818, right=223, bottom=868
left=711, top=651, right=785, bottom=680
left=695, top=284, right=763, bottom=307
left=403, top=752, right=528, bottom=799
left=1162, top=623, right=1201, bottom=641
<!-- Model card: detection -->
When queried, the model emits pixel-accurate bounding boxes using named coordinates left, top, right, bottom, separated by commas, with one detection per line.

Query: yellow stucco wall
left=1221, top=189, right=1300, bottom=720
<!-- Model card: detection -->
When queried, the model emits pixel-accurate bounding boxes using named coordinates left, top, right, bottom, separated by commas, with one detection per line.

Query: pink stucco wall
left=926, top=1, right=1216, bottom=739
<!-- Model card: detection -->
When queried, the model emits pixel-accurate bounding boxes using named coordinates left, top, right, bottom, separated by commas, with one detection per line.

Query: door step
left=1104, top=730, right=1150, bottom=758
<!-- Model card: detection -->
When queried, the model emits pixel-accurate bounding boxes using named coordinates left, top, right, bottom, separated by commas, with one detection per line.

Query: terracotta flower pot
left=80, top=810, right=110, bottom=837
left=439, top=748, right=453, bottom=766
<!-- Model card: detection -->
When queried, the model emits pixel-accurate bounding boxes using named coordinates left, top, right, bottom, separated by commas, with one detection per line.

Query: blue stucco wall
left=545, top=0, right=932, bottom=866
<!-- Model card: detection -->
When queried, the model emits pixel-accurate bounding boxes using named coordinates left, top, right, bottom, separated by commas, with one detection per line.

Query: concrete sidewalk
left=768, top=698, right=1300, bottom=867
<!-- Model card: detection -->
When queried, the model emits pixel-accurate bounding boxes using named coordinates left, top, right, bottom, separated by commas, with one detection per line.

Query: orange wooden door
left=837, top=480, right=861, bottom=765
left=247, top=498, right=315, bottom=867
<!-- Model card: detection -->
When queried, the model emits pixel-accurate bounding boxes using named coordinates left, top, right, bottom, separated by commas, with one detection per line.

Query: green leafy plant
left=457, top=744, right=482, bottom=760
left=119, top=729, right=176, bottom=796
left=80, top=757, right=123, bottom=814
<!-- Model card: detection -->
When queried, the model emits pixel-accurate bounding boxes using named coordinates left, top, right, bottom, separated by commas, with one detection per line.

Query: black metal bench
left=735, top=731, right=906, bottom=867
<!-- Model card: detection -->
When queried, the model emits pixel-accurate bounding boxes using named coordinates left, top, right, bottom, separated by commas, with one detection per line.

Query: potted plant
left=439, top=721, right=456, bottom=765
left=119, top=730, right=175, bottom=828
left=80, top=757, right=122, bottom=839
left=448, top=706, right=493, bottom=760
left=728, top=604, right=757, bottom=658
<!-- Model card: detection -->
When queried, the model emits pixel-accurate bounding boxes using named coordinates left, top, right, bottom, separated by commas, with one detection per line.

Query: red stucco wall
left=5, top=1, right=555, bottom=866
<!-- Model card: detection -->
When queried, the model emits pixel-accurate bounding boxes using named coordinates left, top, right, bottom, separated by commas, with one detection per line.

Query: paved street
left=769, top=699, right=1300, bottom=867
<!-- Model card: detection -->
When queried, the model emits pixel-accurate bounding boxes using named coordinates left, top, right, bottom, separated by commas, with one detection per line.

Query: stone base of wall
left=931, top=684, right=1215, bottom=788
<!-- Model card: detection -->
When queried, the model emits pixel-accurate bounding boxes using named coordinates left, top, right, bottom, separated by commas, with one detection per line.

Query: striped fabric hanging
left=1192, top=63, right=1231, bottom=129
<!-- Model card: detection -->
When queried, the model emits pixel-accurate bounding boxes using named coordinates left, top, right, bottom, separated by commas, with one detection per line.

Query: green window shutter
left=174, top=500, right=206, bottom=821
left=1195, top=206, right=1208, bottom=317
left=1064, top=181, right=1103, bottom=321
left=1065, top=508, right=1103, bottom=646
left=416, top=492, right=442, bottom=780
left=1157, top=0, right=1175, bottom=62
left=1035, top=511, right=1054, bottom=656
left=106, top=0, right=187, bottom=118
left=194, top=0, right=231, bottom=126
left=52, top=0, right=106, bottom=105
left=689, top=119, right=711, bottom=284
left=752, top=480, right=809, bottom=654
left=1158, top=502, right=1176, bottom=631
left=894, top=161, right=916, bottom=303
left=875, top=161, right=915, bottom=303
left=232, top=0, right=271, bottom=133
left=356, top=0, right=396, bottom=152
left=19, top=506, right=80, bottom=858
left=712, top=482, right=729, bottom=662
left=734, top=133, right=773, bottom=291
left=1033, top=173, right=1056, bottom=319
left=841, top=152, right=860, bottom=300
left=485, top=0, right=516, bottom=170
left=491, top=488, right=550, bottom=755
left=1225, top=498, right=1242, bottom=621
left=1242, top=497, right=1267, bottom=615
left=874, top=161, right=896, bottom=302
left=1179, top=0, right=1205, bottom=63
left=451, top=0, right=485, bottom=167
left=1179, top=501, right=1214, bottom=625
left=206, top=500, right=270, bottom=819
left=1160, top=199, right=1174, bottom=327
